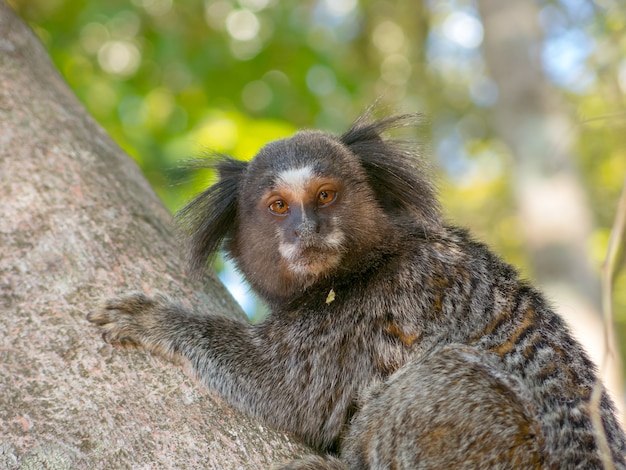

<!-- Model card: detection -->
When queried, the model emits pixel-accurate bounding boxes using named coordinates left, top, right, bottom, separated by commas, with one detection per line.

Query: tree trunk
left=0, top=2, right=308, bottom=468
left=476, top=0, right=623, bottom=415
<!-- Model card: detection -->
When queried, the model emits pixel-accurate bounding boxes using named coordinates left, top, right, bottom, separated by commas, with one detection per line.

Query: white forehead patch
left=276, top=166, right=315, bottom=194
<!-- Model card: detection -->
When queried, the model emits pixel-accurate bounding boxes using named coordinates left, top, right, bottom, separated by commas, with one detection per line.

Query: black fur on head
left=340, top=112, right=441, bottom=231
left=176, top=156, right=248, bottom=276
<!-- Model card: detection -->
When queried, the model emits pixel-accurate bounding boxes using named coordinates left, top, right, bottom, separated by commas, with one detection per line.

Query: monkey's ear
left=176, top=157, right=248, bottom=275
left=340, top=113, right=441, bottom=232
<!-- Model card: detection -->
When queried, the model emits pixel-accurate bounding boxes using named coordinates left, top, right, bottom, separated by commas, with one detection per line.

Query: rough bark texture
left=0, top=2, right=309, bottom=468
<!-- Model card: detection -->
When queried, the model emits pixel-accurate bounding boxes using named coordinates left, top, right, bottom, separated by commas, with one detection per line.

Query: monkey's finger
left=103, top=292, right=155, bottom=313
left=86, top=310, right=115, bottom=325
left=102, top=330, right=141, bottom=348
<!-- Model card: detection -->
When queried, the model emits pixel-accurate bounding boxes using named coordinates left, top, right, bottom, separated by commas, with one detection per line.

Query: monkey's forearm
left=88, top=294, right=264, bottom=398
left=87, top=293, right=246, bottom=359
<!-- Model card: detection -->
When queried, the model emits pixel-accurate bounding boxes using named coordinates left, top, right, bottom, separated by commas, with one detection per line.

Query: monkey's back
left=341, top=226, right=626, bottom=468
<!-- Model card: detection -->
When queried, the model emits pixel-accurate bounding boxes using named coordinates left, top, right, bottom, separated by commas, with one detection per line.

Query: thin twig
left=592, top=174, right=626, bottom=470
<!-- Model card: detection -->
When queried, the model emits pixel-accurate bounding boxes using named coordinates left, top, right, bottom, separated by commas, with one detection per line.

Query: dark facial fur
left=90, top=112, right=626, bottom=469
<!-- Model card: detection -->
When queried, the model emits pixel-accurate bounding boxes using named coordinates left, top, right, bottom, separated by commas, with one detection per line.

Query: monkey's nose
left=293, top=220, right=320, bottom=238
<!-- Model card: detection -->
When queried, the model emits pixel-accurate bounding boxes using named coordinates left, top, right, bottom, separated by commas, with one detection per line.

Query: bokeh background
left=9, top=0, right=626, bottom=392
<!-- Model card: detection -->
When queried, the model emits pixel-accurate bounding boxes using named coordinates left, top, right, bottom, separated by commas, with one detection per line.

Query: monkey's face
left=261, top=165, right=344, bottom=278
left=231, top=131, right=384, bottom=301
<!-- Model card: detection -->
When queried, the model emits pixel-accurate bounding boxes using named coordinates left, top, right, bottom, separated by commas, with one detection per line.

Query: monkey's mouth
left=280, top=244, right=342, bottom=277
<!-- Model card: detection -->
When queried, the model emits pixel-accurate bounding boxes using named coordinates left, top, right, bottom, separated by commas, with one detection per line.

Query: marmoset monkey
left=88, top=113, right=626, bottom=469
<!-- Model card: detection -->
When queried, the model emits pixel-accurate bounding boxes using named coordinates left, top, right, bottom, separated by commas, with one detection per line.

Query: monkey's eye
left=269, top=199, right=289, bottom=215
left=317, top=189, right=337, bottom=207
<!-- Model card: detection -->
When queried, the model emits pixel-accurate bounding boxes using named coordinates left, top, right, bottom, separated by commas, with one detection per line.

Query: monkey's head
left=177, top=113, right=441, bottom=303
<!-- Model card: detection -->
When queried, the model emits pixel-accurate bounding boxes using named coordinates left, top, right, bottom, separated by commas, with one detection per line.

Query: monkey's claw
left=87, top=292, right=158, bottom=347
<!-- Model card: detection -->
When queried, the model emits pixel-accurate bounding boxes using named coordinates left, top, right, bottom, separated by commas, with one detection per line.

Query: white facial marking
left=325, top=229, right=345, bottom=248
left=277, top=226, right=345, bottom=277
left=278, top=240, right=300, bottom=262
left=277, top=166, right=315, bottom=196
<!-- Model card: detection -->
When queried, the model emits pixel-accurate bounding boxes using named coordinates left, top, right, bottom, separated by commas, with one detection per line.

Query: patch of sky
left=218, top=258, right=259, bottom=319
left=541, top=28, right=596, bottom=93
left=539, top=1, right=596, bottom=93
left=433, top=114, right=503, bottom=187
left=426, top=6, right=493, bottom=108
left=310, top=0, right=362, bottom=42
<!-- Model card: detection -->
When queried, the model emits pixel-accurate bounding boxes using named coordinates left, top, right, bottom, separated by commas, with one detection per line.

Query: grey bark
left=0, top=2, right=308, bottom=468
left=476, top=0, right=623, bottom=411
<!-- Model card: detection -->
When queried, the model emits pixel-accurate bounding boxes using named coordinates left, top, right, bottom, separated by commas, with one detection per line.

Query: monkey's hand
left=87, top=292, right=185, bottom=361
